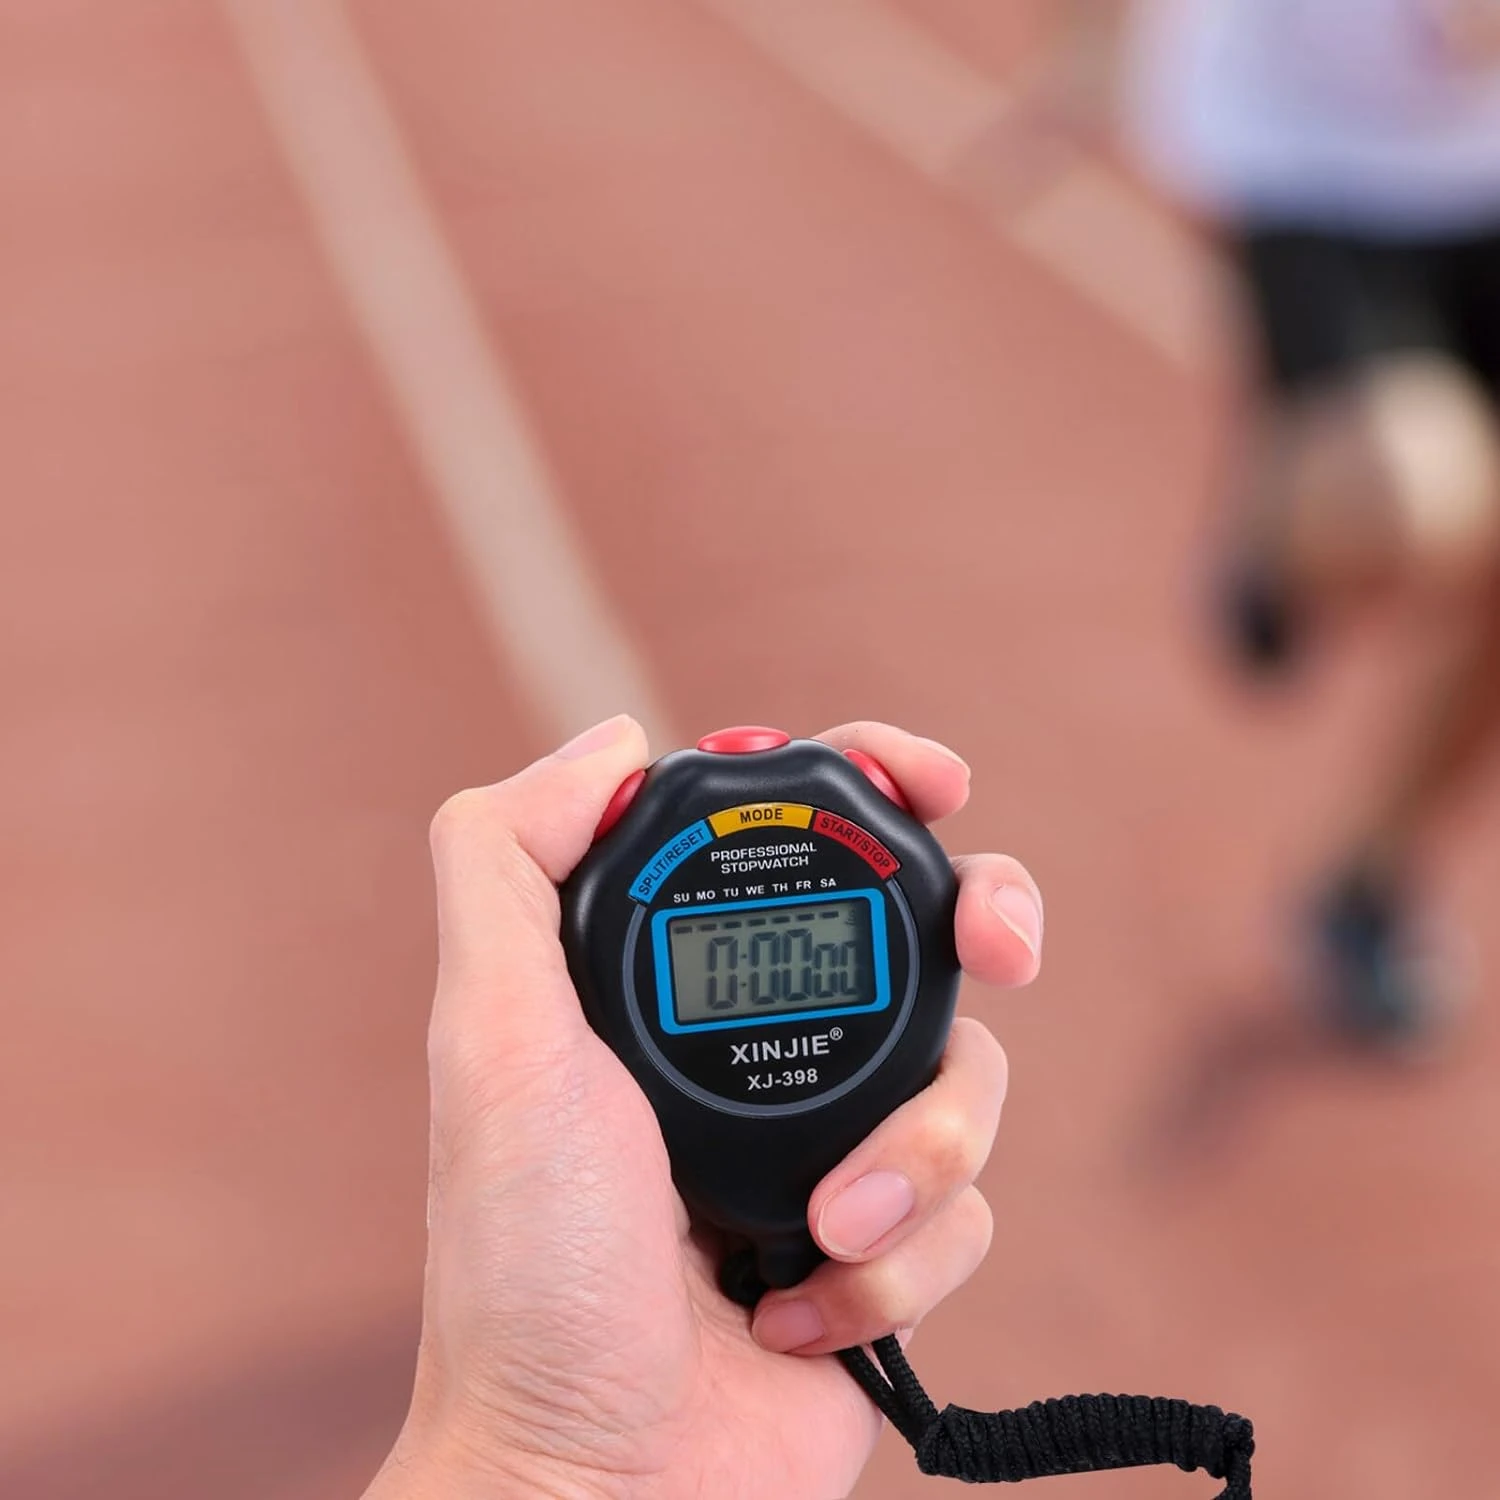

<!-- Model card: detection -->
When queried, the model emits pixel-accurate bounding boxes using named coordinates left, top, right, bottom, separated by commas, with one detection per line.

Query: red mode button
left=696, top=726, right=791, bottom=754
left=812, top=810, right=901, bottom=877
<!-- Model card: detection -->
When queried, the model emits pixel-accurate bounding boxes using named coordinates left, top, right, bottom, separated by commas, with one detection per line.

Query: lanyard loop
left=838, top=1337, right=1254, bottom=1497
left=722, top=1248, right=1254, bottom=1493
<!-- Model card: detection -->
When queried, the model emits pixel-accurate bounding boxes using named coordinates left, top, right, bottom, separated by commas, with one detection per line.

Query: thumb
left=428, top=714, right=650, bottom=1050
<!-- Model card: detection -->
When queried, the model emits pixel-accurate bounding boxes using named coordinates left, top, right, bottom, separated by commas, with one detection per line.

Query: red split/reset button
left=696, top=726, right=791, bottom=754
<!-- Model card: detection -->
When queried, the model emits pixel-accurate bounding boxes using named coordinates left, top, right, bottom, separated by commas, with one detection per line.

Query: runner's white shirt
left=1121, top=0, right=1500, bottom=235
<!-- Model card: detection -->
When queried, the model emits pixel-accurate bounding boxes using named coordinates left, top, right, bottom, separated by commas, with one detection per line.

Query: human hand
left=364, top=717, right=1043, bottom=1500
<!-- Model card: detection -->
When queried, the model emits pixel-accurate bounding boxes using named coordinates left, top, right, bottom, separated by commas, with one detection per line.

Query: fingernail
left=555, top=714, right=633, bottom=761
left=753, top=1300, right=825, bottom=1353
left=818, top=1170, right=917, bottom=1257
left=989, top=883, right=1043, bottom=960
left=915, top=736, right=970, bottom=775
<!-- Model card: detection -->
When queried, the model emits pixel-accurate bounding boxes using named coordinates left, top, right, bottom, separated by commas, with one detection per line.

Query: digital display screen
left=665, top=898, right=877, bottom=1026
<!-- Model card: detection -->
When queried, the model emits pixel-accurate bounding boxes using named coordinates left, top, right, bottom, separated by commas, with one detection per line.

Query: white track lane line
left=219, top=0, right=675, bottom=749
left=698, top=0, right=1223, bottom=370
left=1005, top=163, right=1220, bottom=373
left=700, top=0, right=1010, bottom=178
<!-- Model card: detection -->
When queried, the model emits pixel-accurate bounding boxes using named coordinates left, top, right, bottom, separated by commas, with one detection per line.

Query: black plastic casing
left=560, top=738, right=959, bottom=1290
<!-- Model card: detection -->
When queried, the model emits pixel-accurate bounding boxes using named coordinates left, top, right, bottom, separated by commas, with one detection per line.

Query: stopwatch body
left=560, top=729, right=960, bottom=1290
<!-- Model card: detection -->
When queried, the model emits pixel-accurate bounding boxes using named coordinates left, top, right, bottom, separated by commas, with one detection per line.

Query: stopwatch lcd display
left=663, top=895, right=879, bottom=1026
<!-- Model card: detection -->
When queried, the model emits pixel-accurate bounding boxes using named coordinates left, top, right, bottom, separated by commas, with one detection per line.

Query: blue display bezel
left=652, top=889, right=891, bottom=1035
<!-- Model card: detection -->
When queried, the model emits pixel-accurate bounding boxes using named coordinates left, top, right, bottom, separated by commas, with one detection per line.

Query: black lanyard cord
left=837, top=1337, right=1255, bottom=1497
left=721, top=1249, right=1254, bottom=1493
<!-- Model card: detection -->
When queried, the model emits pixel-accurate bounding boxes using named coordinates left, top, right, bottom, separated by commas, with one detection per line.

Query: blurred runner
left=1053, top=0, right=1500, bottom=1046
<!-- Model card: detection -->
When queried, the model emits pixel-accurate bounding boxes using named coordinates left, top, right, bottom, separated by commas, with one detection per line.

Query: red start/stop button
left=695, top=726, right=791, bottom=754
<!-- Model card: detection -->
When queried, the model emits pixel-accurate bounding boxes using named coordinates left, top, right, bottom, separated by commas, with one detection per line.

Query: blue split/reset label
left=630, top=820, right=713, bottom=903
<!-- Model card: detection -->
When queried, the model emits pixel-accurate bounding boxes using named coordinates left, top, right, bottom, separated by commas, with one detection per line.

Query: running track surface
left=3, top=4, right=1499, bottom=1497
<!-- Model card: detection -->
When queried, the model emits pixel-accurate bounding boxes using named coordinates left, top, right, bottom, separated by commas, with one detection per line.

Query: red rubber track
left=2, top=3, right=1498, bottom=1497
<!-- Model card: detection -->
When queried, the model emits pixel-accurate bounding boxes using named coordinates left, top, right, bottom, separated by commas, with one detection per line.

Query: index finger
left=814, top=722, right=971, bottom=825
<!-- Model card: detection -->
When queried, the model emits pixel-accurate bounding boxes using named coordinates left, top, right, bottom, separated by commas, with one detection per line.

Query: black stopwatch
left=561, top=725, right=960, bottom=1291
left=557, top=725, right=1255, bottom=1495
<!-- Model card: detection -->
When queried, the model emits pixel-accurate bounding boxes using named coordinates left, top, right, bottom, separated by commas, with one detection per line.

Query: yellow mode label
left=708, top=802, right=815, bottom=837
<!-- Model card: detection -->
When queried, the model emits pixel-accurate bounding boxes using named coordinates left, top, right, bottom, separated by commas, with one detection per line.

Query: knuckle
left=951, top=1015, right=1005, bottom=1070
left=965, top=1020, right=1011, bottom=1098
left=428, top=786, right=493, bottom=857
left=914, top=1101, right=984, bottom=1188
left=840, top=1255, right=924, bottom=1334
left=815, top=1191, right=997, bottom=1343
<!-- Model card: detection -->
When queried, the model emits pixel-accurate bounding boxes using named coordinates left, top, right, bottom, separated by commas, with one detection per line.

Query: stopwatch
left=560, top=726, right=960, bottom=1291
left=558, top=726, right=1255, bottom=1495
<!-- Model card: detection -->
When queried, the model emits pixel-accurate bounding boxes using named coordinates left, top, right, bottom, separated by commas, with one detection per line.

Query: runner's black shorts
left=1235, top=225, right=1500, bottom=402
